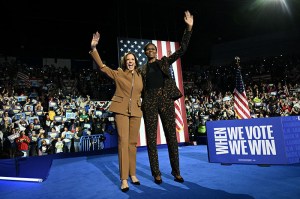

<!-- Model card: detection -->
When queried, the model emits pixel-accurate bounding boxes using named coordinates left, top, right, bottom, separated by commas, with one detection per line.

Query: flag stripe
left=167, top=41, right=185, bottom=137
left=235, top=90, right=248, bottom=105
left=157, top=40, right=162, bottom=58
left=166, top=41, right=171, bottom=56
left=234, top=93, right=251, bottom=119
left=233, top=67, right=251, bottom=119
left=172, top=41, right=188, bottom=141
left=158, top=116, right=164, bottom=144
left=138, top=117, right=146, bottom=146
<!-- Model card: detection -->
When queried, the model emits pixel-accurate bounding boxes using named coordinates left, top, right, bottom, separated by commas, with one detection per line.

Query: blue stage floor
left=1, top=145, right=299, bottom=199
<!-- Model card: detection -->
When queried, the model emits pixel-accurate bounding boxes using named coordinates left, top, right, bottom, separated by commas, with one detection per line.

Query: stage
left=0, top=145, right=299, bottom=199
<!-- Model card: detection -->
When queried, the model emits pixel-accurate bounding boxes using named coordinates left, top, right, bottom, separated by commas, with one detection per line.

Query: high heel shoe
left=121, top=187, right=129, bottom=192
left=174, top=175, right=184, bottom=183
left=154, top=176, right=162, bottom=184
left=130, top=176, right=140, bottom=185
left=121, top=180, right=129, bottom=192
left=132, top=181, right=140, bottom=185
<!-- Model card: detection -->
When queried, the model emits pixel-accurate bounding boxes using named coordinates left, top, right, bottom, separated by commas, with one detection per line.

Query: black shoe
left=121, top=180, right=129, bottom=192
left=154, top=176, right=162, bottom=184
left=130, top=176, right=140, bottom=185
left=121, top=187, right=129, bottom=192
left=132, top=181, right=141, bottom=185
left=174, top=176, right=184, bottom=183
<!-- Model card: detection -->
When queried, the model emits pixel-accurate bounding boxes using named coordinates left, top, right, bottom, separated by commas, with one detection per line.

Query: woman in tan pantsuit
left=90, top=31, right=143, bottom=192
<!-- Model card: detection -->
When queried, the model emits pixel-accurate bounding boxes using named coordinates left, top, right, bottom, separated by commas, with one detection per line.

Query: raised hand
left=91, top=31, right=100, bottom=50
left=184, top=10, right=193, bottom=30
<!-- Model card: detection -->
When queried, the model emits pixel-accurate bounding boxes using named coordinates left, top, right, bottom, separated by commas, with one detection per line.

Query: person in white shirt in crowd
left=55, top=137, right=64, bottom=153
left=61, top=126, right=74, bottom=152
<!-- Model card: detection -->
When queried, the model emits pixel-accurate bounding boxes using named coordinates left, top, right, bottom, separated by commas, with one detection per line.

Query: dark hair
left=143, top=43, right=157, bottom=52
left=120, top=52, right=139, bottom=71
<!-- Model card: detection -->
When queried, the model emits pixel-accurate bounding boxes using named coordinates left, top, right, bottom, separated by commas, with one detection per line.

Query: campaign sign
left=206, top=116, right=300, bottom=164
left=66, top=112, right=76, bottom=119
left=281, top=116, right=300, bottom=164
left=17, top=96, right=27, bottom=102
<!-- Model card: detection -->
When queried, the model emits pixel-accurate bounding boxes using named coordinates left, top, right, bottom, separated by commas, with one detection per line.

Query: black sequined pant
left=142, top=88, right=180, bottom=177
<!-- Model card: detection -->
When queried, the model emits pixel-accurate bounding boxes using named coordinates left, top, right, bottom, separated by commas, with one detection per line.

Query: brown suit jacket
left=90, top=50, right=143, bottom=117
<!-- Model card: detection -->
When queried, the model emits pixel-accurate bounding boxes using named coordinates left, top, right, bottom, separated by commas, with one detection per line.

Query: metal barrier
left=80, top=134, right=105, bottom=152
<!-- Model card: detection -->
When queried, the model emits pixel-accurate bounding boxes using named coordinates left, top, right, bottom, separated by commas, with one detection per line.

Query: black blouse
left=146, top=61, right=164, bottom=90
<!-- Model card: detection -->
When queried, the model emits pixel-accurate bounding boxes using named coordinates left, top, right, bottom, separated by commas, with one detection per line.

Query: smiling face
left=144, top=43, right=157, bottom=60
left=125, top=53, right=136, bottom=71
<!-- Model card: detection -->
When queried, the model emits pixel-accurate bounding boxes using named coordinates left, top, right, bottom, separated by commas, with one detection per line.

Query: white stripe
left=176, top=121, right=184, bottom=131
left=175, top=100, right=182, bottom=117
left=158, top=115, right=166, bottom=144
left=152, top=40, right=158, bottom=50
left=178, top=119, right=185, bottom=141
left=161, top=41, right=167, bottom=56
left=176, top=99, right=185, bottom=142
left=234, top=89, right=250, bottom=119
left=234, top=98, right=249, bottom=112
left=234, top=98, right=249, bottom=114
left=234, top=105, right=248, bottom=119
left=235, top=90, right=248, bottom=105
left=234, top=102, right=249, bottom=119
left=139, top=117, right=146, bottom=146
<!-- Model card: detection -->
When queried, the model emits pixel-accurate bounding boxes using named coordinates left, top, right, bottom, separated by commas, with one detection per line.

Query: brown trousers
left=114, top=114, right=141, bottom=180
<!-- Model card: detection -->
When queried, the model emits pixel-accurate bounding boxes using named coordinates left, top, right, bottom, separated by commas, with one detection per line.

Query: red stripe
left=238, top=94, right=250, bottom=118
left=166, top=41, right=171, bottom=56
left=156, top=40, right=163, bottom=59
left=171, top=41, right=184, bottom=142
left=137, top=130, right=141, bottom=146
left=234, top=100, right=250, bottom=119
left=174, top=42, right=189, bottom=142
left=234, top=91, right=251, bottom=119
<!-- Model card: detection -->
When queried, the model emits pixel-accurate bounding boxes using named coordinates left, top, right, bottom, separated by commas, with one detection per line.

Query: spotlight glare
left=0, top=176, right=44, bottom=182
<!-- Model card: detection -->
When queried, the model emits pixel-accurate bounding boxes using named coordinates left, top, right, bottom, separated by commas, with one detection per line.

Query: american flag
left=233, top=65, right=251, bottom=119
left=169, top=64, right=184, bottom=133
left=117, top=37, right=189, bottom=146
left=17, top=71, right=31, bottom=88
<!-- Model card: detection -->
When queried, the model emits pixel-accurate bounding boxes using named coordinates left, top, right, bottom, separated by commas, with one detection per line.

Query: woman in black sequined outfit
left=140, top=10, right=193, bottom=184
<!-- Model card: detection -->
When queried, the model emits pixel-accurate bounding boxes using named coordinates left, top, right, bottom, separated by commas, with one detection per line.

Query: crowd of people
left=0, top=88, right=116, bottom=158
left=183, top=54, right=300, bottom=138
left=1, top=52, right=300, bottom=158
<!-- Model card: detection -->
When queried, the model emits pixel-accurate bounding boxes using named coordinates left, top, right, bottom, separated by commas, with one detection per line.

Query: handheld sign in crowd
left=206, top=116, right=300, bottom=165
left=16, top=96, right=27, bottom=102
